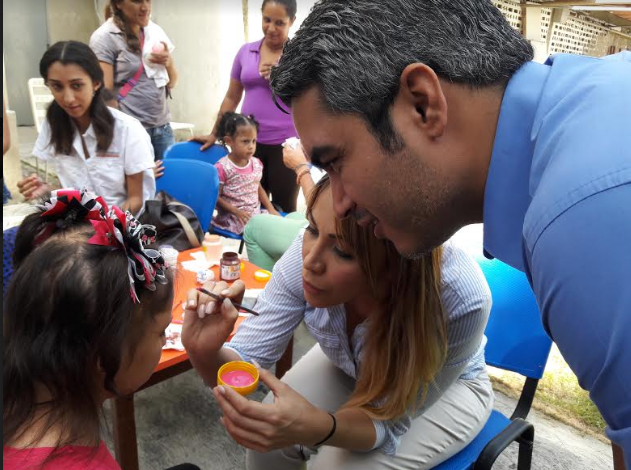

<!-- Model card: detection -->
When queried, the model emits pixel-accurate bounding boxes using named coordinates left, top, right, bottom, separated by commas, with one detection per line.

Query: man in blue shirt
left=270, top=0, right=631, bottom=465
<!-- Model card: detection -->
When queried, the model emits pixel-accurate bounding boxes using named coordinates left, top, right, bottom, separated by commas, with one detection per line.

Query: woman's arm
left=122, top=172, right=144, bottom=215
left=190, top=79, right=244, bottom=150
left=214, top=367, right=378, bottom=452
left=184, top=236, right=308, bottom=387
left=99, top=62, right=115, bottom=90
left=283, top=145, right=315, bottom=198
left=150, top=42, right=178, bottom=89
left=183, top=280, right=246, bottom=386
left=165, top=59, right=178, bottom=89
left=258, top=184, right=280, bottom=215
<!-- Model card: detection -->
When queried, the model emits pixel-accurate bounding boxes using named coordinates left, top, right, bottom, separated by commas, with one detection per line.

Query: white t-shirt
left=33, top=107, right=156, bottom=213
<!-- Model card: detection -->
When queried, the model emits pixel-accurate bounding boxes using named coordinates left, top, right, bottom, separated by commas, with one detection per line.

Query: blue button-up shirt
left=484, top=52, right=631, bottom=460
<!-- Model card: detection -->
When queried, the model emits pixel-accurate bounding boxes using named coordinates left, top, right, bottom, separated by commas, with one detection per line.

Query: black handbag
left=139, top=191, right=204, bottom=251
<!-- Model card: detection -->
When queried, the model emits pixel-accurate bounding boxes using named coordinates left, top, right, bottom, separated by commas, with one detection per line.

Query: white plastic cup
left=203, top=234, right=223, bottom=263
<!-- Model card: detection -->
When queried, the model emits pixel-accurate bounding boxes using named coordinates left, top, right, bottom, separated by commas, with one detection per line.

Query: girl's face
left=302, top=188, right=372, bottom=308
left=261, top=2, right=294, bottom=49
left=47, top=62, right=100, bottom=121
left=116, top=0, right=151, bottom=28
left=225, top=125, right=257, bottom=161
left=114, top=308, right=172, bottom=395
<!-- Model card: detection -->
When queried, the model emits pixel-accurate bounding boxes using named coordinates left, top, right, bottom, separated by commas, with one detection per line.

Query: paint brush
left=195, top=287, right=260, bottom=316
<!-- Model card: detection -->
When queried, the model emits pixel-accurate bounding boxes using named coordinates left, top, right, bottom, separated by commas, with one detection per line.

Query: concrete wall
left=3, top=0, right=48, bottom=126
left=152, top=0, right=245, bottom=135
left=4, top=110, right=23, bottom=199
left=46, top=0, right=100, bottom=44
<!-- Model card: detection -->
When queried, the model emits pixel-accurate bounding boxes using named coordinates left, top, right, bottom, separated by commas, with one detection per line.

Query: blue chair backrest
left=3, top=226, right=19, bottom=298
left=156, top=159, right=220, bottom=230
left=164, top=142, right=228, bottom=165
left=477, top=257, right=552, bottom=379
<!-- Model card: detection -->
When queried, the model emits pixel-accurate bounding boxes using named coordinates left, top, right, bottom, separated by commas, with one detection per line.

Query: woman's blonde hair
left=307, top=176, right=446, bottom=421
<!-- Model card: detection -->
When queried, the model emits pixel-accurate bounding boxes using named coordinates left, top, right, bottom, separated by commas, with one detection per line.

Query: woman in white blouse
left=18, top=41, right=155, bottom=216
left=183, top=176, right=494, bottom=469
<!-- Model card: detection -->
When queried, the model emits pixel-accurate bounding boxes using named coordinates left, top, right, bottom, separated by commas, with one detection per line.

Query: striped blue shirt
left=227, top=234, right=491, bottom=455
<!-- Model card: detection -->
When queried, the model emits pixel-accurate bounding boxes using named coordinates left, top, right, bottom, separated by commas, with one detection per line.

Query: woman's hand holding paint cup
left=181, top=280, right=246, bottom=354
left=214, top=364, right=332, bottom=452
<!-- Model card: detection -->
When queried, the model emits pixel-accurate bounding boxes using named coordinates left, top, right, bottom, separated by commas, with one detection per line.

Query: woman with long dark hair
left=17, top=41, right=156, bottom=216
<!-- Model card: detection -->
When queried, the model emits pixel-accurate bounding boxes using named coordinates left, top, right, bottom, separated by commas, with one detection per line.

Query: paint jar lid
left=217, top=361, right=259, bottom=396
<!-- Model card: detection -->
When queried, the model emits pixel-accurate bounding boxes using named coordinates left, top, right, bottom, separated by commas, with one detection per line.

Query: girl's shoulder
left=216, top=155, right=231, bottom=167
left=3, top=441, right=120, bottom=470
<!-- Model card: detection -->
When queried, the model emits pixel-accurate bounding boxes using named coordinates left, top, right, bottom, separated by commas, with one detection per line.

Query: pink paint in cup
left=221, top=370, right=255, bottom=387
left=217, top=361, right=259, bottom=396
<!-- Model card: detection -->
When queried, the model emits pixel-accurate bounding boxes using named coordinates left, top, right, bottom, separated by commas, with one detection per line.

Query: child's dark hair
left=262, top=0, right=297, bottom=19
left=217, top=112, right=259, bottom=146
left=41, top=41, right=115, bottom=155
left=3, top=202, right=173, bottom=455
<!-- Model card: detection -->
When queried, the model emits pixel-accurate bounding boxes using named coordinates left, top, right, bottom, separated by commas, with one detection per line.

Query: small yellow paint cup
left=254, top=269, right=272, bottom=284
left=217, top=361, right=259, bottom=396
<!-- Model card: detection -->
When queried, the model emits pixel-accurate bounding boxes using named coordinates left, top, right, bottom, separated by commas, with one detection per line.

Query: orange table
left=111, top=249, right=293, bottom=470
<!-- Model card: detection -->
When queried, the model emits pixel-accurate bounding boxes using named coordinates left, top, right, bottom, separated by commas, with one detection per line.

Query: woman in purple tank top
left=191, top=1, right=301, bottom=212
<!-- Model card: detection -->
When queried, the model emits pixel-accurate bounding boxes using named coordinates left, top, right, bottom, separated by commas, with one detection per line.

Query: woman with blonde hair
left=183, top=175, right=494, bottom=469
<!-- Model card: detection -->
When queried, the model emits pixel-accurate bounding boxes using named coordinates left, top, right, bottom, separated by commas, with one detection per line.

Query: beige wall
left=46, top=0, right=100, bottom=44
left=4, top=110, right=23, bottom=199
left=151, top=0, right=245, bottom=134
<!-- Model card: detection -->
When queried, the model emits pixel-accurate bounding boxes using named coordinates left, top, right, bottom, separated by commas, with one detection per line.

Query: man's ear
left=398, top=63, right=448, bottom=139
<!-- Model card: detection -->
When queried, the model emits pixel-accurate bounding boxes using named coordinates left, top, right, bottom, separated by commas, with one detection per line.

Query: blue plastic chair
left=432, top=257, right=552, bottom=470
left=3, top=226, right=19, bottom=298
left=156, top=159, right=220, bottom=231
left=163, top=141, right=228, bottom=165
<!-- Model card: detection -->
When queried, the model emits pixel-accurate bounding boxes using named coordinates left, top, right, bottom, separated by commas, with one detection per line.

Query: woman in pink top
left=192, top=1, right=300, bottom=212
left=212, top=112, right=280, bottom=235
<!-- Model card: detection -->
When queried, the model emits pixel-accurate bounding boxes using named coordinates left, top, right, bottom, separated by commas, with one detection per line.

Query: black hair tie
left=314, top=413, right=337, bottom=447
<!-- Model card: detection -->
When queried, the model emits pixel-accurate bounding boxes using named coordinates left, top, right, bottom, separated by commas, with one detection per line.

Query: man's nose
left=329, top=174, right=354, bottom=219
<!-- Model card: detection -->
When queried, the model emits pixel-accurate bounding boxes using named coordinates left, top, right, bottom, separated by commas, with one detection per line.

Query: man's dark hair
left=271, top=0, right=533, bottom=152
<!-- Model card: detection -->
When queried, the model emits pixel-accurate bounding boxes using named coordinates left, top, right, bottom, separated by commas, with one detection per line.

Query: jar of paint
left=217, top=361, right=259, bottom=396
left=220, top=251, right=240, bottom=281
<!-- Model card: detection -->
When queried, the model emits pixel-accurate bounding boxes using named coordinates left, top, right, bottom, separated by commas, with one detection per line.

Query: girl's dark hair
left=216, top=112, right=259, bottom=145
left=108, top=1, right=142, bottom=53
left=40, top=41, right=115, bottom=155
left=262, top=0, right=297, bottom=18
left=3, top=208, right=173, bottom=456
